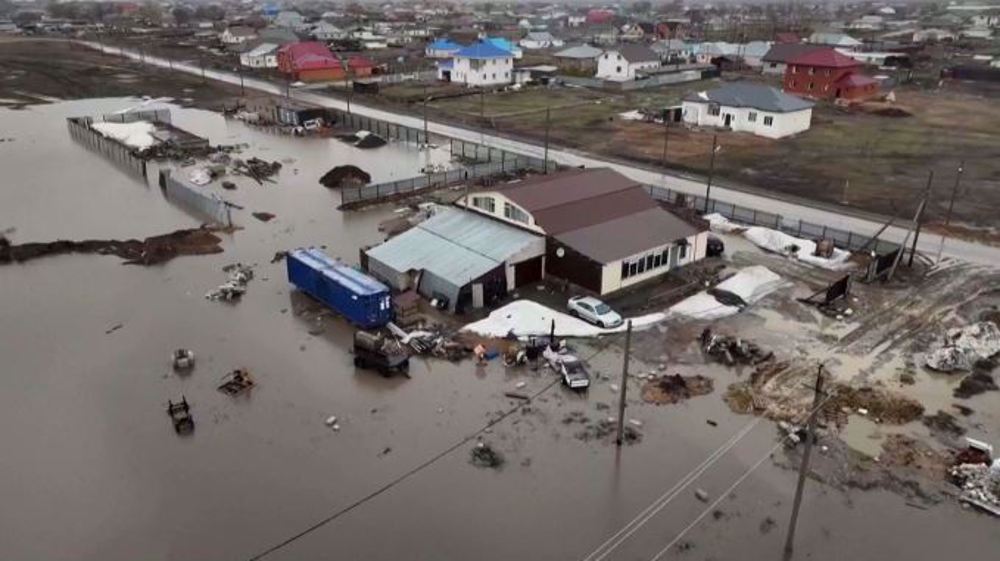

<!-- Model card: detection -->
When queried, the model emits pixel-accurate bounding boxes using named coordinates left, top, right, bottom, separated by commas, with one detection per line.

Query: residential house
left=240, top=42, right=279, bottom=68
left=849, top=15, right=886, bottom=31
left=0, top=21, right=20, bottom=34
left=483, top=36, right=522, bottom=59
left=586, top=9, right=615, bottom=25
left=682, top=83, right=814, bottom=139
left=312, top=21, right=346, bottom=41
left=258, top=27, right=301, bottom=46
left=911, top=29, right=955, bottom=43
left=807, top=31, right=863, bottom=51
left=352, top=29, right=389, bottom=49
left=774, top=32, right=801, bottom=44
left=553, top=44, right=603, bottom=72
left=520, top=31, right=563, bottom=50
left=761, top=43, right=823, bottom=75
left=347, top=55, right=375, bottom=77
left=619, top=23, right=647, bottom=42
left=457, top=168, right=709, bottom=295
left=277, top=42, right=345, bottom=82
left=364, top=207, right=545, bottom=312
left=568, top=15, right=586, bottom=28
left=651, top=39, right=694, bottom=62
left=739, top=41, right=773, bottom=69
left=273, top=11, right=307, bottom=31
left=441, top=41, right=513, bottom=86
left=221, top=25, right=257, bottom=45
left=971, top=13, right=1000, bottom=28
left=425, top=38, right=463, bottom=58
left=783, top=48, right=878, bottom=101
left=596, top=44, right=660, bottom=81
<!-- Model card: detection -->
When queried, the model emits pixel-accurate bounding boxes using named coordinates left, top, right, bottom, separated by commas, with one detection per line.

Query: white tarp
left=703, top=213, right=745, bottom=233
left=90, top=120, right=158, bottom=150
left=743, top=226, right=853, bottom=270
left=461, top=300, right=664, bottom=338
left=669, top=265, right=785, bottom=320
left=926, top=322, right=1000, bottom=372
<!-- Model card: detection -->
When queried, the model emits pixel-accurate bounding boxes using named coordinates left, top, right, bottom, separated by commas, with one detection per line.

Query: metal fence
left=449, top=138, right=517, bottom=163
left=67, top=117, right=147, bottom=179
left=101, top=108, right=171, bottom=124
left=334, top=110, right=427, bottom=144
left=159, top=169, right=233, bottom=227
left=646, top=185, right=902, bottom=255
left=341, top=155, right=552, bottom=205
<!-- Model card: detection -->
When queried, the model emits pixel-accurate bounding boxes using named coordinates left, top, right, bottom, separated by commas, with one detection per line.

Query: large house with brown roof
left=458, top=168, right=709, bottom=295
left=782, top=48, right=879, bottom=101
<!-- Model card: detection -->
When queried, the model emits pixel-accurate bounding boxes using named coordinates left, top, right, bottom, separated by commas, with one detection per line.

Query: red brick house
left=277, top=42, right=346, bottom=82
left=346, top=55, right=375, bottom=77
left=783, top=48, right=878, bottom=101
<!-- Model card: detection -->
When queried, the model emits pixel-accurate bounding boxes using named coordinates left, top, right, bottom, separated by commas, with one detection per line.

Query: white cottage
left=240, top=42, right=279, bottom=68
left=682, top=83, right=814, bottom=140
left=596, top=44, right=660, bottom=81
left=442, top=41, right=513, bottom=87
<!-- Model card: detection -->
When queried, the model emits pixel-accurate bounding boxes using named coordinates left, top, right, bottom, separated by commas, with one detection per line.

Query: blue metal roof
left=484, top=36, right=517, bottom=53
left=456, top=41, right=512, bottom=59
left=292, top=248, right=389, bottom=296
left=428, top=38, right=462, bottom=51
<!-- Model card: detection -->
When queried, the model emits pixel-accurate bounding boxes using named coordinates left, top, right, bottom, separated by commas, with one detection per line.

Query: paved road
left=82, top=40, right=999, bottom=266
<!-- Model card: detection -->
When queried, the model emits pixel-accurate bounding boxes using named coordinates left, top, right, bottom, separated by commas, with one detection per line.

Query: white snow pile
left=461, top=299, right=664, bottom=339
left=743, top=226, right=853, bottom=270
left=925, top=322, right=1000, bottom=372
left=669, top=266, right=786, bottom=320
left=703, top=213, right=745, bottom=233
left=90, top=120, right=158, bottom=150
left=618, top=110, right=645, bottom=121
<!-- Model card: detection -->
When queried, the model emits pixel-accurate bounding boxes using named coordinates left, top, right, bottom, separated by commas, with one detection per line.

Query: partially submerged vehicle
left=542, top=345, right=591, bottom=390
left=166, top=397, right=194, bottom=435
left=353, top=331, right=410, bottom=377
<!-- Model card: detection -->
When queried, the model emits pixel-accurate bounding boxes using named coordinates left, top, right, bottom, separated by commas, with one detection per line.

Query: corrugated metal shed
left=365, top=208, right=542, bottom=292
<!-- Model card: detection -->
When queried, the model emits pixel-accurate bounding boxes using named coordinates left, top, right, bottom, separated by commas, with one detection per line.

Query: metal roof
left=292, top=248, right=389, bottom=295
left=554, top=44, right=603, bottom=59
left=611, top=44, right=660, bottom=63
left=365, top=208, right=541, bottom=286
left=456, top=41, right=513, bottom=59
left=762, top=43, right=824, bottom=63
left=498, top=168, right=641, bottom=214
left=554, top=207, right=701, bottom=264
left=683, top=83, right=814, bottom=113
left=787, top=47, right=861, bottom=68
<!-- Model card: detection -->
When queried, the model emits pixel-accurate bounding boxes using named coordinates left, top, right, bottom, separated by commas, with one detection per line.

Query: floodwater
left=3, top=100, right=1000, bottom=561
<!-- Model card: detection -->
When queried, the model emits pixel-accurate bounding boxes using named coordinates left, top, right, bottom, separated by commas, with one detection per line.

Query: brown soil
left=829, top=385, right=925, bottom=425
left=319, top=165, right=372, bottom=189
left=0, top=38, right=260, bottom=111
left=878, top=434, right=950, bottom=483
left=0, top=227, right=225, bottom=265
left=641, top=374, right=714, bottom=405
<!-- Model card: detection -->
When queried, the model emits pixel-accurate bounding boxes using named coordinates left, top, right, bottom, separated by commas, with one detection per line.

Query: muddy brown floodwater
left=2, top=99, right=1000, bottom=561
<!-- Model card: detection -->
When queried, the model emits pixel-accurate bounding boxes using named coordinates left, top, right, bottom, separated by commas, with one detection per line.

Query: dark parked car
left=706, top=235, right=725, bottom=257
left=353, top=331, right=410, bottom=377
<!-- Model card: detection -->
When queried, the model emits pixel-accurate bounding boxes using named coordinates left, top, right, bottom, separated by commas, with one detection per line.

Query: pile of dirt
left=319, top=165, right=371, bottom=189
left=251, top=212, right=276, bottom=222
left=878, top=434, right=950, bottom=483
left=641, top=374, right=714, bottom=405
left=953, top=371, right=998, bottom=399
left=355, top=133, right=387, bottom=149
left=0, top=227, right=224, bottom=265
left=830, top=386, right=925, bottom=425
left=470, top=442, right=504, bottom=469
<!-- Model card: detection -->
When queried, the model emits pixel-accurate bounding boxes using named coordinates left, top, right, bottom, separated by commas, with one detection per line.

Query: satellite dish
left=556, top=247, right=565, bottom=258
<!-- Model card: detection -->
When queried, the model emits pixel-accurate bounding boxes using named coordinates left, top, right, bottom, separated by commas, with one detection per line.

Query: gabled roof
left=456, top=41, right=512, bottom=59
left=279, top=42, right=342, bottom=70
left=554, top=44, right=603, bottom=59
left=762, top=43, right=824, bottom=63
left=484, top=36, right=518, bottom=53
left=225, top=26, right=256, bottom=37
left=835, top=73, right=878, bottom=87
left=524, top=31, right=555, bottom=41
left=245, top=42, right=279, bottom=57
left=787, top=47, right=861, bottom=68
left=554, top=207, right=700, bottom=264
left=610, top=44, right=659, bottom=63
left=684, top=83, right=813, bottom=113
left=428, top=38, right=462, bottom=51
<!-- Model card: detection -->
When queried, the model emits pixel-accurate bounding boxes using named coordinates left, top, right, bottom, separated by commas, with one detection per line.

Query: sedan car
left=567, top=296, right=623, bottom=328
left=555, top=356, right=591, bottom=390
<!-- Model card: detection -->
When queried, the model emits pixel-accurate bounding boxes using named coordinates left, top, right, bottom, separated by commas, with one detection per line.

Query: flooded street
left=2, top=100, right=1000, bottom=561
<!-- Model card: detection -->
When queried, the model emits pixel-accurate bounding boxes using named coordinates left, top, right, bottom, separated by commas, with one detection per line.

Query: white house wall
left=681, top=101, right=812, bottom=139
left=598, top=231, right=708, bottom=294
left=596, top=51, right=659, bottom=80
left=451, top=56, right=513, bottom=86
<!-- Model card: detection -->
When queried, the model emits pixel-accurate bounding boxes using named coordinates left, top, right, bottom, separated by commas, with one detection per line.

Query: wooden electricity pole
left=422, top=83, right=429, bottom=145
left=661, top=117, right=670, bottom=168
left=615, top=321, right=633, bottom=447
left=907, top=170, right=934, bottom=267
left=703, top=134, right=718, bottom=213
left=936, top=161, right=964, bottom=263
left=543, top=106, right=551, bottom=174
left=783, top=365, right=826, bottom=560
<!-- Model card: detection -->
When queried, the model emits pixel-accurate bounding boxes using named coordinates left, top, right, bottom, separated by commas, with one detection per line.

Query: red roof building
left=277, top=42, right=345, bottom=82
left=586, top=9, right=615, bottom=25
left=347, top=55, right=375, bottom=77
left=783, top=48, right=877, bottom=101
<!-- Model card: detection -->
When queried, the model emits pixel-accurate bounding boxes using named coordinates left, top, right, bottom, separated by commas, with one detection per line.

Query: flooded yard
left=2, top=99, right=1000, bottom=561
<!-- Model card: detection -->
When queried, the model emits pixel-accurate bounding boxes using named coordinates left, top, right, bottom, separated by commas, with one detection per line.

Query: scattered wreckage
left=206, top=264, right=253, bottom=302
left=950, top=438, right=1000, bottom=517
left=172, top=349, right=195, bottom=371
left=700, top=328, right=773, bottom=366
left=218, top=368, right=255, bottom=397
left=925, top=321, right=1000, bottom=373
left=166, top=396, right=194, bottom=435
left=353, top=330, right=410, bottom=377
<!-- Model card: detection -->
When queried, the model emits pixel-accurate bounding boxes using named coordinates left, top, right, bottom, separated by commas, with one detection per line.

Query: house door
left=513, top=256, right=543, bottom=287
left=723, top=113, right=732, bottom=127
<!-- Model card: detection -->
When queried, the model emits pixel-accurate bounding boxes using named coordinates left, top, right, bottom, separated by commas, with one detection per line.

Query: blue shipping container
left=287, top=248, right=393, bottom=329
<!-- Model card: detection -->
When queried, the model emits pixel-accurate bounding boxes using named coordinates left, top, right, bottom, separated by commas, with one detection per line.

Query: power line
left=247, top=343, right=614, bottom=561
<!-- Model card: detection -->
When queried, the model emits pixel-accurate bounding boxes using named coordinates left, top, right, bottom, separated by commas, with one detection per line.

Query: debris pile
left=252, top=212, right=276, bottom=222
left=171, top=349, right=195, bottom=371
left=470, top=441, right=504, bottom=469
left=319, top=165, right=371, bottom=189
left=217, top=368, right=255, bottom=397
left=700, top=328, right=773, bottom=366
left=233, top=157, right=281, bottom=184
left=950, top=460, right=1000, bottom=516
left=386, top=322, right=466, bottom=360
left=206, top=263, right=253, bottom=301
left=831, top=386, right=925, bottom=425
left=954, top=371, right=999, bottom=399
left=925, top=322, right=1000, bottom=373
left=743, top=226, right=853, bottom=270
left=166, top=396, right=194, bottom=435
left=0, top=227, right=224, bottom=265
left=641, top=374, right=714, bottom=405
left=670, top=266, right=786, bottom=320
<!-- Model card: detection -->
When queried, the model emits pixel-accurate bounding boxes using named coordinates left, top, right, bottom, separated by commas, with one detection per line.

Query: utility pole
left=200, top=56, right=206, bottom=83
left=615, top=320, right=633, bottom=447
left=936, top=161, right=964, bottom=263
left=661, top=116, right=670, bottom=168
left=908, top=170, right=934, bottom=268
left=237, top=62, right=245, bottom=97
left=782, top=365, right=826, bottom=561
left=422, top=83, right=429, bottom=146
left=703, top=134, right=718, bottom=213
left=543, top=106, right=551, bottom=174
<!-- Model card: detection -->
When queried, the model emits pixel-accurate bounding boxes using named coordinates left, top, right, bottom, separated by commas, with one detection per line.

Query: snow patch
left=703, top=213, right=744, bottom=233
left=461, top=300, right=664, bottom=339
left=91, top=120, right=158, bottom=150
left=743, top=226, right=853, bottom=270
left=669, top=266, right=785, bottom=320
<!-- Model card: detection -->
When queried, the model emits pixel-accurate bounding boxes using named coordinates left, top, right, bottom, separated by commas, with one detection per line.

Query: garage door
left=513, top=256, right=543, bottom=287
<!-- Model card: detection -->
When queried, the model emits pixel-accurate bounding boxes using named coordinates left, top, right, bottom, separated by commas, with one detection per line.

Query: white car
left=567, top=296, right=622, bottom=328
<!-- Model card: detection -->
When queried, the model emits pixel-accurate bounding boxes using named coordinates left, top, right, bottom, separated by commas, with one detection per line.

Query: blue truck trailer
left=287, top=248, right=393, bottom=329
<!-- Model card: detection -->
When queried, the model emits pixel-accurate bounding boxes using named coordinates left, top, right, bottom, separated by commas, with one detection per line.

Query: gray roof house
left=682, top=83, right=814, bottom=139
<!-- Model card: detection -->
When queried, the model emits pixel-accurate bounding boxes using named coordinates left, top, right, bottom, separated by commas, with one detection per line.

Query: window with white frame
left=708, top=104, right=721, bottom=116
left=471, top=196, right=495, bottom=213
left=503, top=202, right=529, bottom=223
left=748, top=111, right=757, bottom=122
left=620, top=246, right=675, bottom=280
